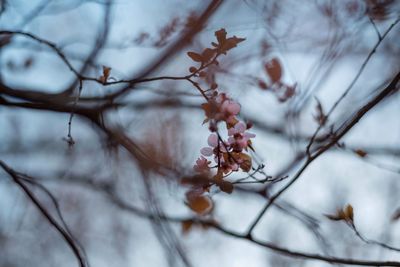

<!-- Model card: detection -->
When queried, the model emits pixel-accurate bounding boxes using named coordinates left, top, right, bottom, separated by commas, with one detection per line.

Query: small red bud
left=246, top=121, right=253, bottom=129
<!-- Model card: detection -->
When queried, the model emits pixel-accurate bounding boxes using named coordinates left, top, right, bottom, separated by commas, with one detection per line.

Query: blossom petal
left=200, top=147, right=213, bottom=156
left=227, top=101, right=240, bottom=115
left=235, top=122, right=246, bottom=133
left=207, top=134, right=219, bottom=147
left=244, top=132, right=256, bottom=138
left=194, top=157, right=210, bottom=172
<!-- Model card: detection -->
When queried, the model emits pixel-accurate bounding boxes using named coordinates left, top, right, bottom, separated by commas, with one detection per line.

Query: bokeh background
left=1, top=0, right=400, bottom=266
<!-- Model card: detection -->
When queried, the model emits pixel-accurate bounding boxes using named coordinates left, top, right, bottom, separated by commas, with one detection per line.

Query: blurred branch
left=34, top=172, right=399, bottom=266
left=246, top=70, right=400, bottom=234
left=306, top=16, right=400, bottom=155
left=0, top=160, right=88, bottom=267
left=348, top=222, right=400, bottom=253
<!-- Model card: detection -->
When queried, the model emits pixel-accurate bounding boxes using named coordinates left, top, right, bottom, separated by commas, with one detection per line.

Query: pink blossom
left=193, top=156, right=210, bottom=173
left=227, top=122, right=256, bottom=152
left=200, top=133, right=218, bottom=156
left=221, top=100, right=240, bottom=116
left=200, top=147, right=214, bottom=156
left=208, top=133, right=218, bottom=147
left=228, top=122, right=246, bottom=136
left=195, top=90, right=256, bottom=177
left=205, top=93, right=241, bottom=123
left=219, top=98, right=240, bottom=124
left=201, top=133, right=228, bottom=157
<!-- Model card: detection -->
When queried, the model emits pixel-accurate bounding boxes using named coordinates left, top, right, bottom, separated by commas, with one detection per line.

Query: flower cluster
left=183, top=28, right=255, bottom=216
left=194, top=92, right=256, bottom=177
